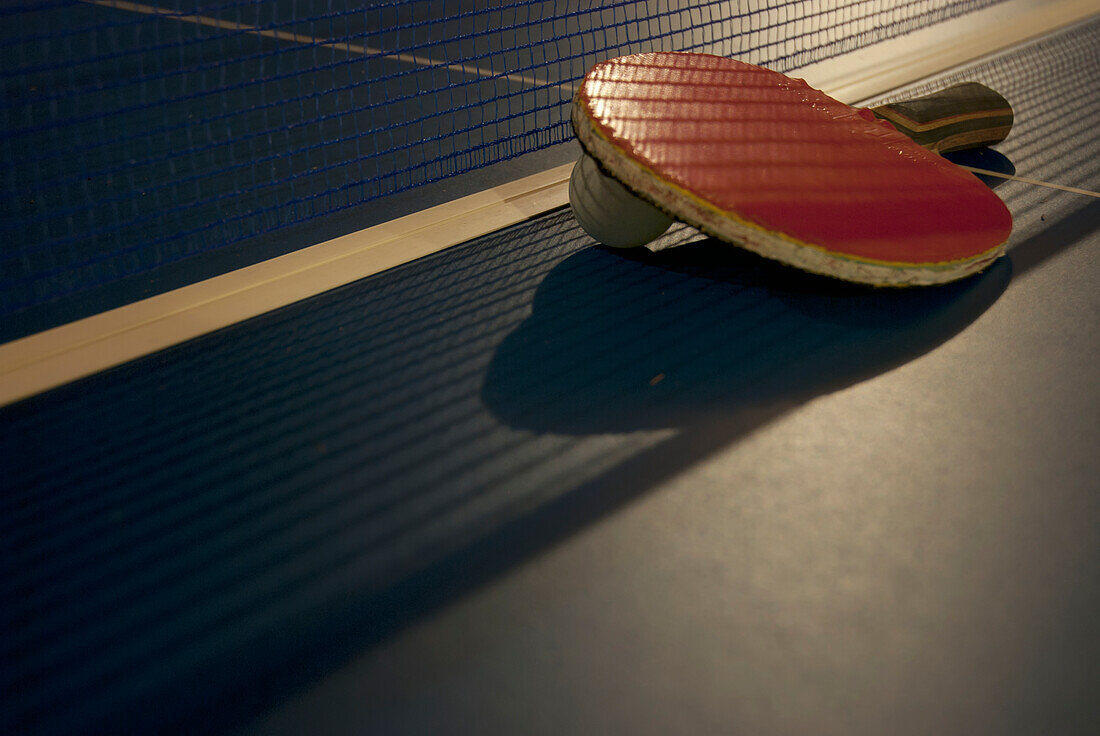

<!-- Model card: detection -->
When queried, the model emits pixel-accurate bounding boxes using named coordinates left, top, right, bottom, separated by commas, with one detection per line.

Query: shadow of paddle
left=483, top=241, right=1012, bottom=435
left=943, top=147, right=1016, bottom=188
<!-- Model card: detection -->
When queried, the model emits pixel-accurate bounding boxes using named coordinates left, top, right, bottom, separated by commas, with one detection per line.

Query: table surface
left=3, top=16, right=1098, bottom=736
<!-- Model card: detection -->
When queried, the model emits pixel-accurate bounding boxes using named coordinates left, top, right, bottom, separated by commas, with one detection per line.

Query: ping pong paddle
left=569, top=53, right=1013, bottom=286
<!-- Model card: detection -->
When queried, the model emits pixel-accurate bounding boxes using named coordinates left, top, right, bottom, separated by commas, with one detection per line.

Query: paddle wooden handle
left=870, top=82, right=1013, bottom=154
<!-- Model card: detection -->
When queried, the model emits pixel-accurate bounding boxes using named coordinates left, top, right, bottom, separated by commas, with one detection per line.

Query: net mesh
left=1, top=0, right=1010, bottom=316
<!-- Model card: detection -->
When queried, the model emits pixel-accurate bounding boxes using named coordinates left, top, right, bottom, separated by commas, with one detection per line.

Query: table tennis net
left=0, top=0, right=1009, bottom=318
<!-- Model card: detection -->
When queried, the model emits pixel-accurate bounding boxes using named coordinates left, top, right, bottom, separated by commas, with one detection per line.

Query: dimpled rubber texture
left=571, top=53, right=1013, bottom=285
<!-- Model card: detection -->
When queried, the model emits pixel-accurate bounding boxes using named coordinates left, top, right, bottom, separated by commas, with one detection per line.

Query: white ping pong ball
left=569, top=151, right=672, bottom=248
